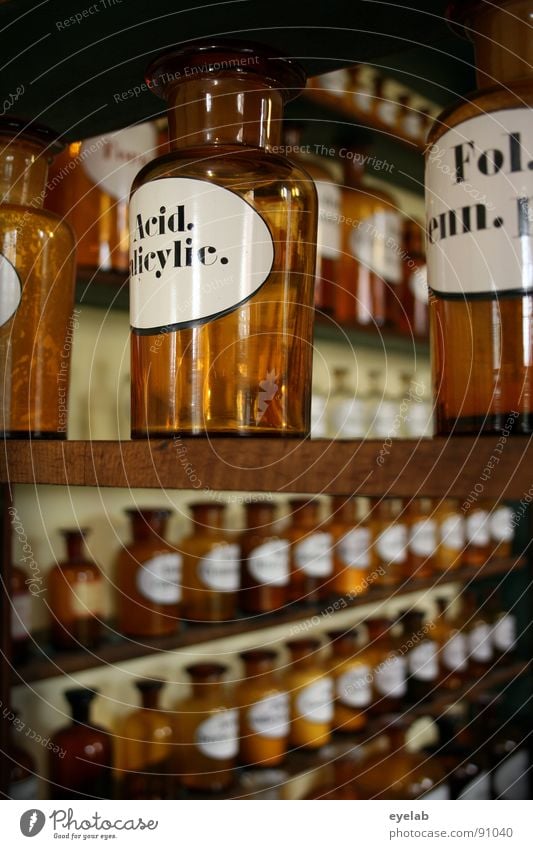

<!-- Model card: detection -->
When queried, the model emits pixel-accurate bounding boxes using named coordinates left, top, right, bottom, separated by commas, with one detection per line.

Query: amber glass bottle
left=10, top=564, right=32, bottom=664
left=286, top=638, right=333, bottom=749
left=463, top=503, right=491, bottom=567
left=48, top=529, right=103, bottom=650
left=327, top=629, right=371, bottom=734
left=433, top=597, right=468, bottom=690
left=130, top=42, right=317, bottom=438
left=354, top=718, right=449, bottom=799
left=0, top=119, right=76, bottom=438
left=489, top=502, right=514, bottom=558
left=427, top=1, right=533, bottom=434
left=336, top=148, right=402, bottom=327
left=49, top=688, right=113, bottom=799
left=115, top=508, right=181, bottom=637
left=329, top=497, right=371, bottom=598
left=396, top=220, right=428, bottom=337
left=174, top=663, right=237, bottom=792
left=46, top=123, right=158, bottom=272
left=373, top=499, right=407, bottom=587
left=117, top=679, right=174, bottom=799
left=237, top=649, right=289, bottom=767
left=403, top=609, right=439, bottom=704
left=405, top=498, right=437, bottom=579
left=181, top=502, right=239, bottom=622
left=491, top=601, right=517, bottom=659
left=366, top=618, right=407, bottom=715
left=464, top=594, right=494, bottom=676
left=287, top=499, right=332, bottom=603
left=434, top=498, right=464, bottom=572
left=283, top=123, right=341, bottom=314
left=239, top=502, right=289, bottom=614
left=7, top=714, right=38, bottom=799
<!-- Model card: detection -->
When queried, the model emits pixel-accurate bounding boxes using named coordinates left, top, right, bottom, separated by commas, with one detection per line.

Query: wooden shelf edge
left=12, top=558, right=525, bottom=685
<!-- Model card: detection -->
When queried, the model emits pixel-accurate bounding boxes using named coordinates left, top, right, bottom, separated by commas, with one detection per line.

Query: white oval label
left=408, top=641, right=438, bottom=681
left=248, top=692, right=290, bottom=739
left=248, top=539, right=289, bottom=587
left=137, top=552, right=182, bottom=604
left=351, top=210, right=403, bottom=283
left=294, top=533, right=333, bottom=578
left=374, top=656, right=407, bottom=697
left=439, top=513, right=465, bottom=551
left=376, top=524, right=407, bottom=564
left=82, top=122, right=158, bottom=200
left=426, top=108, right=533, bottom=297
left=490, top=506, right=514, bottom=542
left=129, top=177, right=275, bottom=332
left=442, top=633, right=468, bottom=671
left=0, top=254, right=22, bottom=327
left=468, top=622, right=493, bottom=661
left=198, top=543, right=240, bottom=592
left=336, top=527, right=371, bottom=569
left=493, top=614, right=516, bottom=651
left=296, top=678, right=333, bottom=724
left=315, top=180, right=341, bottom=259
left=195, top=709, right=238, bottom=760
left=409, top=518, right=437, bottom=557
left=337, top=665, right=372, bottom=708
left=11, top=593, right=32, bottom=641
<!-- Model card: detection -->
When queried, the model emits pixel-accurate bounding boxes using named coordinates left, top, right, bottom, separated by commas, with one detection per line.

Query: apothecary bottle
left=405, top=498, right=437, bottom=579
left=287, top=499, right=332, bottom=603
left=329, top=496, right=372, bottom=597
left=239, top=502, right=289, bottom=614
left=174, top=663, right=238, bottom=792
left=46, top=122, right=159, bottom=273
left=397, top=219, right=428, bottom=337
left=0, top=119, right=76, bottom=438
left=403, top=609, right=439, bottom=704
left=285, top=638, right=333, bottom=749
left=118, top=679, right=174, bottom=799
left=463, top=502, right=491, bottom=567
left=327, top=629, right=371, bottom=734
left=236, top=649, right=289, bottom=767
left=327, top=367, right=367, bottom=438
left=435, top=498, right=464, bottom=572
left=433, top=597, right=468, bottom=690
left=426, top=0, right=533, bottom=434
left=372, top=498, right=407, bottom=586
left=115, top=508, right=181, bottom=637
left=48, top=529, right=103, bottom=650
left=10, top=564, right=32, bottom=664
left=489, top=502, right=514, bottom=558
left=366, top=617, right=407, bottom=714
left=129, top=41, right=317, bottom=437
left=49, top=688, right=113, bottom=799
left=181, top=502, right=239, bottom=622
left=464, top=594, right=494, bottom=676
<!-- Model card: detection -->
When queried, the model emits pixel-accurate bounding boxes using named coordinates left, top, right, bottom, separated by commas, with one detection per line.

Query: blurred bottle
left=365, top=370, right=400, bottom=438
left=329, top=496, right=372, bottom=597
left=366, top=618, right=407, bottom=715
left=397, top=95, right=424, bottom=141
left=471, top=693, right=531, bottom=800
left=463, top=502, right=491, bottom=567
left=403, top=609, right=439, bottom=704
left=327, top=367, right=367, bottom=438
left=372, top=499, right=407, bottom=587
left=239, top=501, right=289, bottom=614
left=10, top=564, right=32, bottom=664
left=434, top=499, right=465, bottom=572
left=48, top=529, right=103, bottom=650
left=464, top=594, right=494, bottom=676
left=119, top=680, right=174, bottom=799
left=49, top=688, right=113, bottom=799
left=424, top=705, right=491, bottom=799
left=432, top=597, right=468, bottom=691
left=237, top=649, right=289, bottom=767
left=327, top=628, right=371, bottom=734
left=115, top=508, right=181, bottom=636
left=395, top=220, right=429, bottom=338
left=373, top=76, right=400, bottom=127
left=310, top=386, right=328, bottom=438
left=286, top=638, right=333, bottom=750
left=405, top=498, right=437, bottom=579
left=287, top=499, right=333, bottom=603
left=181, top=503, right=240, bottom=622
left=348, top=65, right=376, bottom=115
left=488, top=502, right=514, bottom=559
left=174, top=663, right=237, bottom=792
left=489, top=599, right=517, bottom=660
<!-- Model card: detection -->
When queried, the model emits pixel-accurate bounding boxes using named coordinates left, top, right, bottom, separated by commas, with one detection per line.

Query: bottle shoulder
left=0, top=204, right=76, bottom=243
left=428, top=78, right=533, bottom=146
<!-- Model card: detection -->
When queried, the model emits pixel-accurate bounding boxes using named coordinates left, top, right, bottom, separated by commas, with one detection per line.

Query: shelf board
left=3, top=437, right=533, bottom=497
left=13, top=558, right=524, bottom=684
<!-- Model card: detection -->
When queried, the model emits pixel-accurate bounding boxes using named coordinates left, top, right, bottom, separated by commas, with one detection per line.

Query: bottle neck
left=69, top=700, right=92, bottom=725
left=245, top=504, right=276, bottom=530
left=331, top=497, right=356, bottom=523
left=129, top=513, right=169, bottom=542
left=469, top=0, right=533, bottom=88
left=242, top=659, right=276, bottom=679
left=62, top=532, right=87, bottom=562
left=366, top=620, right=391, bottom=642
left=167, top=77, right=284, bottom=150
left=139, top=687, right=162, bottom=710
left=191, top=504, right=225, bottom=530
left=0, top=136, right=48, bottom=207
left=290, top=505, right=319, bottom=529
left=191, top=679, right=224, bottom=698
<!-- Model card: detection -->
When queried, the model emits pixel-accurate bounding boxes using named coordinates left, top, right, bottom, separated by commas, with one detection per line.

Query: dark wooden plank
left=2, top=437, right=533, bottom=498
left=13, top=558, right=524, bottom=684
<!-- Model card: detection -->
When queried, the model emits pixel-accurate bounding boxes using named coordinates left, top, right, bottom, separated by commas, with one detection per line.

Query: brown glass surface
left=432, top=598, right=468, bottom=691
left=285, top=638, right=332, bottom=749
left=328, top=497, right=371, bottom=598
left=287, top=499, right=330, bottom=603
left=131, top=46, right=316, bottom=438
left=327, top=629, right=370, bottom=734
left=404, top=498, right=436, bottom=580
left=239, top=501, right=288, bottom=613
left=48, top=530, right=103, bottom=650
left=0, top=131, right=76, bottom=438
left=366, top=618, right=407, bottom=715
left=236, top=649, right=288, bottom=767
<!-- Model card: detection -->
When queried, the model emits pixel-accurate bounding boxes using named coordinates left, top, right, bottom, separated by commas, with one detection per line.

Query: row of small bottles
left=8, top=597, right=521, bottom=799
left=311, top=370, right=432, bottom=439
left=10, top=497, right=515, bottom=654
left=309, top=65, right=438, bottom=146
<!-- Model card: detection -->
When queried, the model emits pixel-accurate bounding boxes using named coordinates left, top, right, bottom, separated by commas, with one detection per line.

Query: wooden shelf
left=3, top=437, right=533, bottom=497
left=13, top=558, right=524, bottom=684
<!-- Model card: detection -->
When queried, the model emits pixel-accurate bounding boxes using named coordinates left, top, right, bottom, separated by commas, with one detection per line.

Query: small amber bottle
left=118, top=679, right=174, bottom=799
left=129, top=41, right=317, bottom=438
left=327, top=629, right=371, bottom=734
left=328, top=497, right=372, bottom=598
left=463, top=503, right=491, bottom=567
left=405, top=498, right=437, bottom=580
left=489, top=502, right=514, bottom=559
left=287, top=499, right=333, bottom=603
left=432, top=597, right=468, bottom=691
left=181, top=502, right=240, bottom=622
left=0, top=119, right=76, bottom=438
left=239, top=501, right=289, bottom=614
left=365, top=618, right=407, bottom=715
left=236, top=649, right=289, bottom=767
left=372, top=499, right=407, bottom=587
left=174, top=663, right=237, bottom=792
left=427, top=1, right=533, bottom=434
left=435, top=498, right=465, bottom=572
left=48, top=529, right=103, bottom=650
left=10, top=564, right=32, bottom=664
left=49, top=688, right=113, bottom=799
left=285, top=638, right=333, bottom=750
left=463, top=594, right=494, bottom=676
left=115, top=508, right=181, bottom=637
left=403, top=609, right=439, bottom=704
